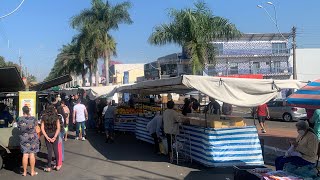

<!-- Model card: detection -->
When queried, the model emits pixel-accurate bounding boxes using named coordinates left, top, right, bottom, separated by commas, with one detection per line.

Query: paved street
left=0, top=131, right=234, bottom=180
left=234, top=107, right=297, bottom=151
left=0, top=108, right=299, bottom=179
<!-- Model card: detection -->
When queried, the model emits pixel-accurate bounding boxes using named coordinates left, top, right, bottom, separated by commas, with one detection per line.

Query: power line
left=0, top=0, right=25, bottom=19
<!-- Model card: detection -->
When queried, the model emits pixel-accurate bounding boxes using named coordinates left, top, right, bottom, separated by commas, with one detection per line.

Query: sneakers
left=261, top=129, right=267, bottom=133
left=75, top=137, right=79, bottom=140
left=82, top=137, right=86, bottom=141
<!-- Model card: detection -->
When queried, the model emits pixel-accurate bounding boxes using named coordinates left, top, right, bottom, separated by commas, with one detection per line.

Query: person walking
left=257, top=103, right=270, bottom=133
left=73, top=99, right=88, bottom=141
left=102, top=100, right=116, bottom=143
left=163, top=100, right=180, bottom=163
left=41, top=105, right=61, bottom=172
left=61, top=101, right=70, bottom=141
left=18, top=106, right=40, bottom=176
left=147, top=111, right=163, bottom=154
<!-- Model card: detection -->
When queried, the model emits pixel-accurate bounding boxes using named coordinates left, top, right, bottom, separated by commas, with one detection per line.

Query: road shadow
left=85, top=131, right=169, bottom=162
left=184, top=167, right=234, bottom=180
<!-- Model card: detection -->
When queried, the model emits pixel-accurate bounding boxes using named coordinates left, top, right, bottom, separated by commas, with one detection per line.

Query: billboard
left=19, top=91, right=37, bottom=117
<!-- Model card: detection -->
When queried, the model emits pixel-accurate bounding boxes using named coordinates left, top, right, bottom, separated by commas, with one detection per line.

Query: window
left=252, top=62, right=260, bottom=74
left=273, top=61, right=281, bottom=73
left=229, top=63, right=238, bottom=75
left=215, top=43, right=223, bottom=55
left=272, top=43, right=287, bottom=54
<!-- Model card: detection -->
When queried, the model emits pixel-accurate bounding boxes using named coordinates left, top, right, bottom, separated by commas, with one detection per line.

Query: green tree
left=149, top=1, right=241, bottom=74
left=28, top=75, right=37, bottom=83
left=0, top=56, right=6, bottom=67
left=71, top=0, right=132, bottom=85
left=47, top=43, right=87, bottom=87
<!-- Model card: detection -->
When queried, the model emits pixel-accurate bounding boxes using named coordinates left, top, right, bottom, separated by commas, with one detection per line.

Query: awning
left=287, top=79, right=320, bottom=109
left=117, top=75, right=304, bottom=107
left=61, top=85, right=119, bottom=100
left=0, top=67, right=25, bottom=92
left=30, top=74, right=72, bottom=91
left=81, top=86, right=118, bottom=100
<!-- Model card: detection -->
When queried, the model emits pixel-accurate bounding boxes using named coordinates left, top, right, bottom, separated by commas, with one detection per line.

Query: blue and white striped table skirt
left=114, top=122, right=136, bottom=132
left=135, top=117, right=154, bottom=144
left=115, top=115, right=137, bottom=132
left=181, top=125, right=264, bottom=167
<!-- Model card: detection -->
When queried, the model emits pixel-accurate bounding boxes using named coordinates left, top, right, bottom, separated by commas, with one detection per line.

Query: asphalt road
left=0, top=109, right=297, bottom=179
left=0, top=131, right=234, bottom=180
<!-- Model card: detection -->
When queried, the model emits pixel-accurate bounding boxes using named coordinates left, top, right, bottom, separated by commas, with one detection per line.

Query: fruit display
left=116, top=106, right=143, bottom=115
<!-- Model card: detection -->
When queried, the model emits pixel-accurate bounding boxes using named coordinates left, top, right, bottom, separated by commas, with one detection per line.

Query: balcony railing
left=216, top=49, right=290, bottom=56
left=207, top=67, right=292, bottom=76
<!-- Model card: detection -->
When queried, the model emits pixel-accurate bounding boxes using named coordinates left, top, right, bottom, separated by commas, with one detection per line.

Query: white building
left=289, top=48, right=320, bottom=81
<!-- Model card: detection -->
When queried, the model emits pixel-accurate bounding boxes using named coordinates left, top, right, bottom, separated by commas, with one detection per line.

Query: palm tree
left=71, top=0, right=133, bottom=85
left=47, top=43, right=87, bottom=86
left=149, top=1, right=241, bottom=74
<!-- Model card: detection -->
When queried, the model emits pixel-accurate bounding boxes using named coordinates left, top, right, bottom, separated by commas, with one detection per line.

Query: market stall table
left=115, top=115, right=136, bottom=132
left=135, top=117, right=154, bottom=144
left=179, top=125, right=264, bottom=167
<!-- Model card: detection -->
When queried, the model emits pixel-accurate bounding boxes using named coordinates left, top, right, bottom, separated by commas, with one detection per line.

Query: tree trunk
left=104, top=34, right=110, bottom=86
left=89, top=64, right=93, bottom=86
left=95, top=64, right=99, bottom=86
left=81, top=70, right=86, bottom=87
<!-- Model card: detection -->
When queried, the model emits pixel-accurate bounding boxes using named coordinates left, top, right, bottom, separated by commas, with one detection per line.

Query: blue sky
left=0, top=0, right=319, bottom=81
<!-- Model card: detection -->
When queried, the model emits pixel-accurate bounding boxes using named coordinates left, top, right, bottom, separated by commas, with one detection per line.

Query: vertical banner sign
left=123, top=71, right=130, bottom=102
left=19, top=91, right=37, bottom=117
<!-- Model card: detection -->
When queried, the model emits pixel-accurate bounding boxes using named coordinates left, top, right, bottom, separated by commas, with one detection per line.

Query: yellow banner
left=19, top=91, right=37, bottom=117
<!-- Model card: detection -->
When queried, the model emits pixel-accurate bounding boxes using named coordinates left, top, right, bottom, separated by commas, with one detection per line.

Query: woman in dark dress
left=18, top=106, right=39, bottom=176
left=41, top=105, right=61, bottom=172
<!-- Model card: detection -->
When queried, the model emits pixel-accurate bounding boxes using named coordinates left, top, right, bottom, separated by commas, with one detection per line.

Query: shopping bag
left=160, top=138, right=168, bottom=155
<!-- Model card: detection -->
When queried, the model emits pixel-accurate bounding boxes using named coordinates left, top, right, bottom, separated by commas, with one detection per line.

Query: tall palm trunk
left=89, top=64, right=93, bottom=86
left=104, top=34, right=110, bottom=86
left=95, top=64, right=99, bottom=86
left=81, top=70, right=86, bottom=87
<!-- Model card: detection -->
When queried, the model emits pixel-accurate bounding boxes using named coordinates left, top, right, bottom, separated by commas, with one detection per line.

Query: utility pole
left=19, top=49, right=22, bottom=77
left=292, top=26, right=297, bottom=80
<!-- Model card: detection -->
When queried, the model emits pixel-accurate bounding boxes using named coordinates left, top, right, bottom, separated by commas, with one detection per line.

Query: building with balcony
left=145, top=33, right=292, bottom=80
left=144, top=53, right=190, bottom=80
left=208, top=33, right=292, bottom=79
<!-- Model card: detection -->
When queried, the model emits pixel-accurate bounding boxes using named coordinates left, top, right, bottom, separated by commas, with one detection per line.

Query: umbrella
left=287, top=80, right=320, bottom=109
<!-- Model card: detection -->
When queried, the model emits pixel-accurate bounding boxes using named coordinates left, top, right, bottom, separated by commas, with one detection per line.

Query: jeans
left=275, top=156, right=314, bottom=170
left=76, top=122, right=86, bottom=138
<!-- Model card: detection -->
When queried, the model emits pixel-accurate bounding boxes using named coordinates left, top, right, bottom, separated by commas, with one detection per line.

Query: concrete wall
left=289, top=48, right=320, bottom=81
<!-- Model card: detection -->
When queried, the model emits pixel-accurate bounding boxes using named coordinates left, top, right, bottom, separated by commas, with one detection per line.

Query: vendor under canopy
left=275, top=120, right=318, bottom=171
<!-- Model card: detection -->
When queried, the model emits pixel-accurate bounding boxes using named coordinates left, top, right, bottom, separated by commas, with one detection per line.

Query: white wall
left=289, top=48, right=320, bottom=81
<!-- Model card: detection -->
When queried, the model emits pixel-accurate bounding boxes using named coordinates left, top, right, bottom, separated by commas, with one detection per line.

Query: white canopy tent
left=117, top=75, right=304, bottom=107
left=61, top=85, right=118, bottom=100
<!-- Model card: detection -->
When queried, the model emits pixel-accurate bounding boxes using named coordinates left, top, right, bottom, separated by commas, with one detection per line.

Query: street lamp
left=257, top=3, right=286, bottom=41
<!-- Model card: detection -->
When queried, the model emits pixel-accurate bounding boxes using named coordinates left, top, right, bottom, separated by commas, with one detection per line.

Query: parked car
left=266, top=100, right=307, bottom=122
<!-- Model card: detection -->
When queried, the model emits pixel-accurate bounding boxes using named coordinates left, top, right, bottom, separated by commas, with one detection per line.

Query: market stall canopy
left=117, top=75, right=304, bottom=107
left=30, top=74, right=72, bottom=91
left=287, top=79, right=320, bottom=109
left=61, top=85, right=120, bottom=100
left=0, top=67, right=25, bottom=92
left=81, top=86, right=118, bottom=100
